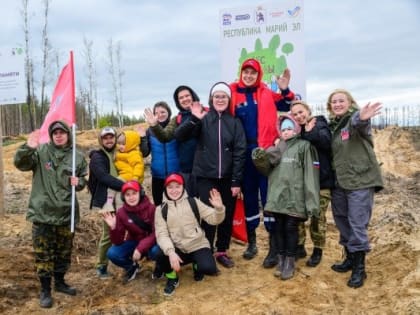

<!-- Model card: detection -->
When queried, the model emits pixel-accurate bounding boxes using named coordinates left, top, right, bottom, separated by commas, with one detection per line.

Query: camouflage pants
left=32, top=222, right=74, bottom=278
left=298, top=189, right=331, bottom=248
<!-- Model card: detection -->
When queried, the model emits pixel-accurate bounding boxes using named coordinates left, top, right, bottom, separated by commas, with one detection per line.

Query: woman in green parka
left=252, top=115, right=320, bottom=281
left=14, top=120, right=88, bottom=308
left=327, top=89, right=383, bottom=289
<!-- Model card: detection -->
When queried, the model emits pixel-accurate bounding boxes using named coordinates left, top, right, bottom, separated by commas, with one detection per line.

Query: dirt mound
left=0, top=126, right=419, bottom=314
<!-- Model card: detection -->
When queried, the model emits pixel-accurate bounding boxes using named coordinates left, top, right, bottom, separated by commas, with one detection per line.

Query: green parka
left=253, top=116, right=320, bottom=220
left=14, top=121, right=88, bottom=225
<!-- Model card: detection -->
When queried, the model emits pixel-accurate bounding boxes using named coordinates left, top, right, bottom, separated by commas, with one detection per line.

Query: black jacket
left=175, top=109, right=246, bottom=187
left=300, top=115, right=335, bottom=189
left=89, top=149, right=124, bottom=208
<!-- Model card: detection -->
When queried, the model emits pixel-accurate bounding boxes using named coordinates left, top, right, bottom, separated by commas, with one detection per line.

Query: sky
left=1, top=0, right=419, bottom=117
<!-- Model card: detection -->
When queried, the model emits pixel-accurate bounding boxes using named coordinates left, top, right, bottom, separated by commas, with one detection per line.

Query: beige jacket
left=155, top=192, right=225, bottom=255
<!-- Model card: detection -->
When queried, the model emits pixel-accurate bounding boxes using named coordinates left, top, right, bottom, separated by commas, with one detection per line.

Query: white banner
left=220, top=1, right=305, bottom=100
left=0, top=48, right=26, bottom=105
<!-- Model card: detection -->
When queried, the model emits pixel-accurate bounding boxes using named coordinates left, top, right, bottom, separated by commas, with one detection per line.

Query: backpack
left=87, top=171, right=97, bottom=194
left=161, top=197, right=200, bottom=224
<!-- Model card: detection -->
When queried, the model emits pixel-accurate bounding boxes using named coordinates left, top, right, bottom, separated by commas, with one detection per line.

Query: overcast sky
left=1, top=0, right=419, bottom=117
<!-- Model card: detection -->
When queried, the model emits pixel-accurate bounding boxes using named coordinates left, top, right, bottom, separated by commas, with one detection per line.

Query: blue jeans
left=107, top=240, right=159, bottom=271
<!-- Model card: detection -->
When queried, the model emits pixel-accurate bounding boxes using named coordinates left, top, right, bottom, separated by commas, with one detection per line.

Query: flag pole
left=69, top=51, right=76, bottom=233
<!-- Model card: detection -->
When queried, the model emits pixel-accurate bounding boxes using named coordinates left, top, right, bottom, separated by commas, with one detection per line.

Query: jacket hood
left=48, top=120, right=71, bottom=146
left=239, top=58, right=263, bottom=88
left=119, top=130, right=140, bottom=152
left=173, top=85, right=200, bottom=111
left=277, top=114, right=301, bottom=138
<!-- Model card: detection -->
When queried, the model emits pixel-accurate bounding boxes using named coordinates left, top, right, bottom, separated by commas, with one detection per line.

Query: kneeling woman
left=154, top=173, right=225, bottom=296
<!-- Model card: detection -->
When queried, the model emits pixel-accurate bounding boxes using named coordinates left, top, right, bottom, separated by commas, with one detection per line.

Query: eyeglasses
left=213, top=95, right=228, bottom=100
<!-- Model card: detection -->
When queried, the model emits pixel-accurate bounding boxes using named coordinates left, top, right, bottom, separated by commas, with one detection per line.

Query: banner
left=220, top=1, right=305, bottom=100
left=0, top=48, right=26, bottom=105
left=39, top=51, right=76, bottom=143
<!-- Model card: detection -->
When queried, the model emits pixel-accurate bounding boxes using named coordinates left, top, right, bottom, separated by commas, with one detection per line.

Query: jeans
left=107, top=240, right=159, bottom=271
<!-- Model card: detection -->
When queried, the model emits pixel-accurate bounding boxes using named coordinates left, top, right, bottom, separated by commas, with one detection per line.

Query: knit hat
left=210, top=82, right=231, bottom=98
left=121, top=180, right=141, bottom=195
left=164, top=173, right=185, bottom=187
left=280, top=118, right=295, bottom=131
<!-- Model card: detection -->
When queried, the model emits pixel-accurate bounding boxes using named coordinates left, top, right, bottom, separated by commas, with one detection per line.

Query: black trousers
left=273, top=213, right=304, bottom=257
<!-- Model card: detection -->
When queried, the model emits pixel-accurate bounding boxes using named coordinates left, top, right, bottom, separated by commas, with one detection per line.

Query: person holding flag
left=14, top=120, right=87, bottom=308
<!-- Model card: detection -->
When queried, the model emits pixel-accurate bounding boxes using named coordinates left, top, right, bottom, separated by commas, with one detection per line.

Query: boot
left=306, top=247, right=323, bottom=267
left=281, top=256, right=295, bottom=280
left=347, top=251, right=367, bottom=288
left=243, top=229, right=258, bottom=260
left=331, top=247, right=353, bottom=273
left=262, top=232, right=279, bottom=268
left=295, top=244, right=307, bottom=260
left=54, top=272, right=76, bottom=296
left=273, top=255, right=285, bottom=277
left=39, top=276, right=53, bottom=308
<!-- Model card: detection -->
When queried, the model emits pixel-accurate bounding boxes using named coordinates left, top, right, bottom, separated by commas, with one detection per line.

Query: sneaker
left=151, top=265, right=164, bottom=280
left=215, top=253, right=234, bottom=268
left=193, top=264, right=204, bottom=281
left=163, top=278, right=179, bottom=296
left=123, top=263, right=139, bottom=283
left=96, top=266, right=112, bottom=279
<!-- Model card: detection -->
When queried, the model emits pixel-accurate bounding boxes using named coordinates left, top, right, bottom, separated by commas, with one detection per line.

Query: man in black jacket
left=89, top=126, right=124, bottom=278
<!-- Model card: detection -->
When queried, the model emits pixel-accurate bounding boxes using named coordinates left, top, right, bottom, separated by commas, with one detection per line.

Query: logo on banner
left=235, top=14, right=250, bottom=21
left=255, top=7, right=266, bottom=24
left=287, top=6, right=301, bottom=17
left=222, top=13, right=232, bottom=25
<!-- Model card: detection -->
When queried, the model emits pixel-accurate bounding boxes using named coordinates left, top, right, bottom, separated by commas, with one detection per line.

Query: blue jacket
left=148, top=129, right=180, bottom=179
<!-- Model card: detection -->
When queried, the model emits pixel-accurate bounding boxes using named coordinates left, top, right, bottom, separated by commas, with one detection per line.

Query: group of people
left=14, top=58, right=383, bottom=308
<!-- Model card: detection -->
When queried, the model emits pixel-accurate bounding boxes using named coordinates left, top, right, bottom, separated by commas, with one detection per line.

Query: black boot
left=54, top=272, right=76, bottom=296
left=243, top=229, right=258, bottom=260
left=39, top=276, right=53, bottom=308
left=347, top=251, right=367, bottom=288
left=262, top=232, right=279, bottom=268
left=306, top=247, right=323, bottom=267
left=331, top=247, right=353, bottom=273
left=295, top=244, right=307, bottom=260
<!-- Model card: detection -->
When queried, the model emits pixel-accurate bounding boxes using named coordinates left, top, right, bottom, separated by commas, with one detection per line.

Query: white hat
left=210, top=82, right=231, bottom=98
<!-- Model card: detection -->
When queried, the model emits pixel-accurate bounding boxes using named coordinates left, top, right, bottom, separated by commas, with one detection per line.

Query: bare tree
left=21, top=0, right=35, bottom=131
left=107, top=38, right=122, bottom=127
left=115, top=41, right=124, bottom=126
left=39, top=0, right=53, bottom=122
left=82, top=37, right=98, bottom=129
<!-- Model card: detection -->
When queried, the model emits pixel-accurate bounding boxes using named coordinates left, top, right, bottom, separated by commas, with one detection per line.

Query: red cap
left=164, top=173, right=184, bottom=187
left=241, top=58, right=261, bottom=72
left=121, top=180, right=140, bottom=195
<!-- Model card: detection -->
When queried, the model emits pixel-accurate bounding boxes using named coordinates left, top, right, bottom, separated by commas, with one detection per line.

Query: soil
left=0, top=126, right=419, bottom=315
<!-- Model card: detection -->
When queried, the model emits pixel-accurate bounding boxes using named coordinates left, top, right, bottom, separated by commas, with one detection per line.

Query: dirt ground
left=0, top=126, right=419, bottom=315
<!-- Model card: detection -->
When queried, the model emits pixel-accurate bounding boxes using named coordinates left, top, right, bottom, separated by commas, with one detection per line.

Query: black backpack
left=161, top=197, right=200, bottom=223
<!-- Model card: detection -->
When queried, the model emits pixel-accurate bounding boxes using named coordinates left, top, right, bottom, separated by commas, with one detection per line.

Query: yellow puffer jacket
left=114, top=130, right=145, bottom=183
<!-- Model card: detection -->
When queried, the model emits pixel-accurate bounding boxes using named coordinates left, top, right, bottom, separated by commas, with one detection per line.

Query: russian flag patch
left=313, top=161, right=320, bottom=169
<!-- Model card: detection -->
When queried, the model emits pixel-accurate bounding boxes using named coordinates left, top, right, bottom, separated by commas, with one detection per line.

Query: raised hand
left=191, top=101, right=207, bottom=120
left=276, top=68, right=291, bottom=91
left=102, top=212, right=117, bottom=230
left=137, top=125, right=146, bottom=137
left=305, top=117, right=317, bottom=132
left=359, top=102, right=382, bottom=121
left=144, top=108, right=158, bottom=126
left=209, top=188, right=223, bottom=208
left=27, top=129, right=41, bottom=149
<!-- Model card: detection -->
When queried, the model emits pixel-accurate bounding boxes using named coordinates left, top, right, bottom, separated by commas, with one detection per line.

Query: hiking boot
left=215, top=252, right=234, bottom=268
left=96, top=265, right=112, bottom=279
left=347, top=251, right=367, bottom=288
left=306, top=247, right=323, bottom=267
left=39, top=277, right=53, bottom=308
left=295, top=244, right=307, bottom=260
left=54, top=272, right=76, bottom=296
left=243, top=229, right=258, bottom=260
left=123, top=263, right=139, bottom=283
left=331, top=247, right=353, bottom=273
left=163, top=278, right=179, bottom=296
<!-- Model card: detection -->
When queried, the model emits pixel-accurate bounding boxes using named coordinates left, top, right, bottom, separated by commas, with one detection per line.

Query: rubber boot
left=262, top=232, right=279, bottom=268
left=347, top=251, right=367, bottom=288
left=306, top=247, right=323, bottom=267
left=281, top=256, right=295, bottom=280
left=243, top=228, right=258, bottom=260
left=331, top=247, right=353, bottom=273
left=54, top=272, right=76, bottom=296
left=295, top=244, right=307, bottom=260
left=39, top=276, right=53, bottom=308
left=273, top=255, right=285, bottom=277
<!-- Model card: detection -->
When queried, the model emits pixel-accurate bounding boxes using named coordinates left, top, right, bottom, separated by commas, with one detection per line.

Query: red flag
left=39, top=51, right=75, bottom=143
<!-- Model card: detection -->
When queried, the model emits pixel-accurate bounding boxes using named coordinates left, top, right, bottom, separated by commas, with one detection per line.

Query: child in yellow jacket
left=102, top=130, right=145, bottom=212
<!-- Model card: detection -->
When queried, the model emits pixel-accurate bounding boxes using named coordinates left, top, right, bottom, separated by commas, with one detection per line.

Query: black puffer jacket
left=300, top=115, right=335, bottom=189
left=175, top=108, right=246, bottom=187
